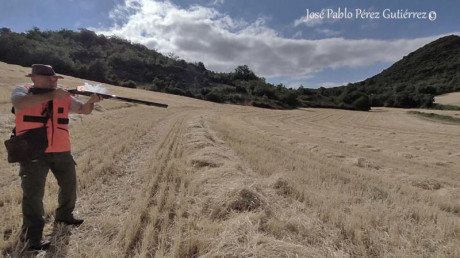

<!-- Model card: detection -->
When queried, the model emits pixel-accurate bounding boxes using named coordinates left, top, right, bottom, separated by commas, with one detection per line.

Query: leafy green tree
left=77, top=29, right=98, bottom=47
left=232, top=65, right=257, bottom=80
left=351, top=95, right=371, bottom=111
left=196, top=61, right=206, bottom=71
left=205, top=90, right=223, bottom=103
left=0, top=27, right=12, bottom=35
left=87, top=59, right=108, bottom=82
left=121, top=80, right=137, bottom=88
left=281, top=91, right=300, bottom=108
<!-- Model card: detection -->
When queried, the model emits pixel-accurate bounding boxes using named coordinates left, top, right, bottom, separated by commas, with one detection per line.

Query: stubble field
left=0, top=62, right=459, bottom=257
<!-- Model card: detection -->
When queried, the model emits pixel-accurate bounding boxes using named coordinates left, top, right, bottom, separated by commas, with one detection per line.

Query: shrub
left=252, top=101, right=275, bottom=109
left=205, top=91, right=223, bottom=103
left=351, top=95, right=371, bottom=111
left=121, top=80, right=137, bottom=88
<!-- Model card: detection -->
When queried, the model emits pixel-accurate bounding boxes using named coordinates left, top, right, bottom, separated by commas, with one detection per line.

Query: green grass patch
left=408, top=111, right=460, bottom=124
left=431, top=104, right=460, bottom=111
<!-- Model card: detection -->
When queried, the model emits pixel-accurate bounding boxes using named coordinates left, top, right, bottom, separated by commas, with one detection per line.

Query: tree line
left=1, top=28, right=458, bottom=111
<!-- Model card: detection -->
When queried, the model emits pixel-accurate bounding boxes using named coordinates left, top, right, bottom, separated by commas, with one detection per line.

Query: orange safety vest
left=15, top=86, right=72, bottom=153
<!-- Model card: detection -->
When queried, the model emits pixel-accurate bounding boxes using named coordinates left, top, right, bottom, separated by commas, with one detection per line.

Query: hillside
left=315, top=35, right=460, bottom=109
left=0, top=28, right=300, bottom=109
left=1, top=62, right=459, bottom=257
left=366, top=35, right=460, bottom=94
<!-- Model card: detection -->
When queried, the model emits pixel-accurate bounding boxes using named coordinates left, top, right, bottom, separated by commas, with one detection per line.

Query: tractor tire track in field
left=235, top=108, right=459, bottom=182
left=116, top=114, right=188, bottom=257
left=212, top=112, right=460, bottom=257
left=61, top=114, right=174, bottom=257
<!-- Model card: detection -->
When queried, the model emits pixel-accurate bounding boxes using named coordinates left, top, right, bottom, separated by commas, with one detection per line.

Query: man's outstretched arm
left=79, top=94, right=103, bottom=115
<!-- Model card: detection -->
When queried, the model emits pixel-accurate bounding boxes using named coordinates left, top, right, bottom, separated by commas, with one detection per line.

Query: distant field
left=408, top=111, right=460, bottom=124
left=1, top=62, right=459, bottom=257
left=435, top=92, right=460, bottom=106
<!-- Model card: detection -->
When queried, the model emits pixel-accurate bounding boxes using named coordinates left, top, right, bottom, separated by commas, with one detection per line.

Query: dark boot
left=55, top=217, right=84, bottom=226
left=28, top=239, right=51, bottom=251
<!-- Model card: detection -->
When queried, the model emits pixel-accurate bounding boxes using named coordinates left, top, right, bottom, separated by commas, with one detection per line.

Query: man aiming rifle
left=10, top=64, right=103, bottom=251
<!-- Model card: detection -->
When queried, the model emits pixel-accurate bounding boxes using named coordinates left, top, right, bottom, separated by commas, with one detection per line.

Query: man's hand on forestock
left=79, top=94, right=103, bottom=115
left=87, top=94, right=104, bottom=104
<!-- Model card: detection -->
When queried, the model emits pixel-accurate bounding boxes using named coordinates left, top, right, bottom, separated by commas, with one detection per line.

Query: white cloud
left=320, top=82, right=350, bottom=88
left=294, top=15, right=324, bottom=27
left=315, top=28, right=341, bottom=37
left=292, top=31, right=303, bottom=38
left=95, top=0, right=452, bottom=81
left=293, top=12, right=338, bottom=28
left=211, top=0, right=225, bottom=5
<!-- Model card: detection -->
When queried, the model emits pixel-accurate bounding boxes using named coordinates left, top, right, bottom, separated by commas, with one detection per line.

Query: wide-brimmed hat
left=26, top=64, right=64, bottom=79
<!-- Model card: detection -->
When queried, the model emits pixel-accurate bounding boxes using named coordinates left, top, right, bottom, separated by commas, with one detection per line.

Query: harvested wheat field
left=436, top=92, right=460, bottom=107
left=1, top=61, right=459, bottom=257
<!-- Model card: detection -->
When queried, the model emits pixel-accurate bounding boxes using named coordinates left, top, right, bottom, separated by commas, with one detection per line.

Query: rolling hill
left=316, top=35, right=460, bottom=109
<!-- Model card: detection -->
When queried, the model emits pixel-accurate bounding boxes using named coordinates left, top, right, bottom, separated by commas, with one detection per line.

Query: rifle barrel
left=68, top=89, right=168, bottom=108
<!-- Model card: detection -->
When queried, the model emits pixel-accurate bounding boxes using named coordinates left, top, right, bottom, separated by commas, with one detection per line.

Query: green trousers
left=19, top=152, right=77, bottom=243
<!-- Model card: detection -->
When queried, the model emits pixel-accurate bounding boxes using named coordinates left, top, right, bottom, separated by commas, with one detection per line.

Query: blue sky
left=1, top=0, right=459, bottom=88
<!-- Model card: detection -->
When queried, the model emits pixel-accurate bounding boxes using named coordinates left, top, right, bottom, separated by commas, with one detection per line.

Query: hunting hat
left=26, top=64, right=64, bottom=78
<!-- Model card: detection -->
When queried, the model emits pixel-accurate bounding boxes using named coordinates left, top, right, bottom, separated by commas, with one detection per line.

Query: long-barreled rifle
left=68, top=86, right=168, bottom=108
